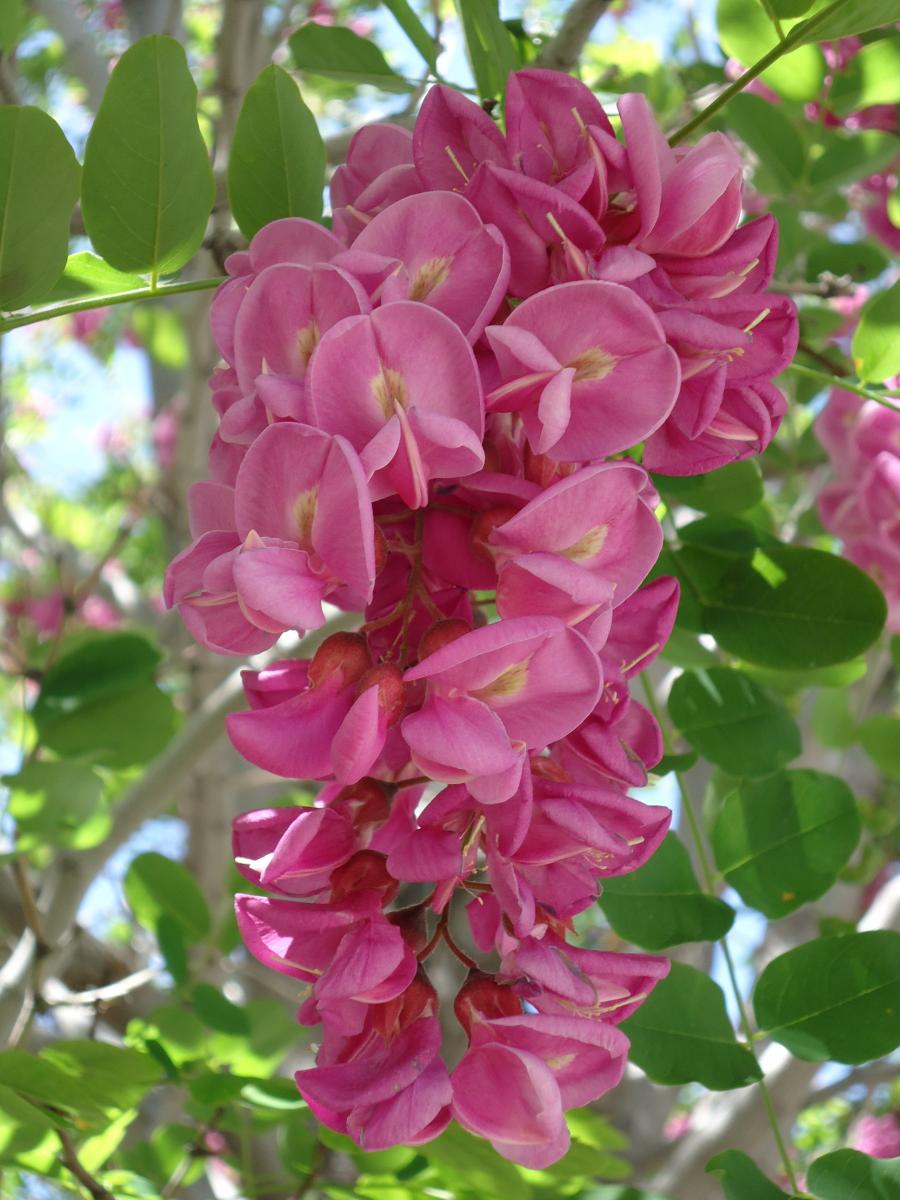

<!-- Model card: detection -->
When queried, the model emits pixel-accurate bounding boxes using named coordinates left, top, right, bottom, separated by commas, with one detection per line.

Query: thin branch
left=58, top=1130, right=116, bottom=1200
left=536, top=0, right=612, bottom=72
left=42, top=966, right=157, bottom=1008
left=28, top=0, right=109, bottom=110
left=789, top=363, right=900, bottom=414
left=668, top=0, right=856, bottom=145
left=0, top=277, right=224, bottom=335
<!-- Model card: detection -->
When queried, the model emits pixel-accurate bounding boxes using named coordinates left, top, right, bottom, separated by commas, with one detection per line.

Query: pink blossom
left=308, top=302, right=485, bottom=507
left=486, top=280, right=680, bottom=459
left=402, top=617, right=602, bottom=802
left=851, top=1112, right=900, bottom=1159
left=451, top=1013, right=629, bottom=1168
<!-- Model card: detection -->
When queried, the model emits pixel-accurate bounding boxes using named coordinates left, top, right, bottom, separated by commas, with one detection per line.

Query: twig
left=788, top=363, right=900, bottom=414
left=43, top=966, right=157, bottom=1008
left=536, top=0, right=612, bottom=72
left=668, top=0, right=856, bottom=145
left=58, top=1130, right=116, bottom=1200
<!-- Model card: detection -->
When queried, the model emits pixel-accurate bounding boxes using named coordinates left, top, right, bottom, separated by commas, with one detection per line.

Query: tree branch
left=28, top=0, right=109, bottom=110
left=536, top=0, right=611, bottom=72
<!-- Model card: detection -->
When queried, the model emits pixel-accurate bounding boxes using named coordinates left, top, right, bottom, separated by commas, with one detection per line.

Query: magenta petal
left=349, top=1057, right=453, bottom=1151
left=452, top=1043, right=565, bottom=1159
left=227, top=685, right=353, bottom=779
left=330, top=685, right=388, bottom=785
left=402, top=694, right=520, bottom=782
left=233, top=546, right=327, bottom=632
left=413, top=85, right=510, bottom=191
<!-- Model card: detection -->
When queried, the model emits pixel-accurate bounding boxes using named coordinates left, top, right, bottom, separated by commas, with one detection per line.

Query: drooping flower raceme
left=166, top=68, right=796, bottom=1165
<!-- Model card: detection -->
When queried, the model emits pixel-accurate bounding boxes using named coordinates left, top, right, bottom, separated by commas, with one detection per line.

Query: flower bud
left=418, top=617, right=472, bottom=660
left=470, top=506, right=519, bottom=562
left=330, top=849, right=399, bottom=903
left=309, top=632, right=372, bottom=690
left=356, top=662, right=406, bottom=726
left=454, top=969, right=522, bottom=1038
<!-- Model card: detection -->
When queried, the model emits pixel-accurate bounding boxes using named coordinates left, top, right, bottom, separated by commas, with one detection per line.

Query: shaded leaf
left=712, top=769, right=860, bottom=919
left=807, top=1148, right=900, bottom=1199
left=754, top=931, right=900, bottom=1062
left=621, top=963, right=762, bottom=1090
left=853, top=280, right=900, bottom=383
left=668, top=668, right=801, bottom=779
left=124, top=852, right=212, bottom=943
left=599, top=834, right=735, bottom=950
left=228, top=64, right=325, bottom=238
left=457, top=0, right=520, bottom=100
left=707, top=1149, right=792, bottom=1198
left=81, top=35, right=214, bottom=276
left=858, top=714, right=900, bottom=779
left=654, top=461, right=763, bottom=516
left=289, top=23, right=412, bottom=91
left=701, top=547, right=887, bottom=669
left=0, top=106, right=80, bottom=309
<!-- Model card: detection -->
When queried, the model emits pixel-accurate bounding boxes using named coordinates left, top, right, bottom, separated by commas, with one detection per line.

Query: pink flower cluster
left=817, top=387, right=900, bottom=631
left=165, top=70, right=793, bottom=1164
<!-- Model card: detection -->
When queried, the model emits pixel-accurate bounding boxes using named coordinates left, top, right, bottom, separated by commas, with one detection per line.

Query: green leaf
left=717, top=0, right=824, bottom=100
left=36, top=680, right=179, bottom=769
left=809, top=131, right=899, bottom=192
left=599, top=833, right=734, bottom=949
left=52, top=252, right=145, bottom=300
left=457, top=0, right=520, bottom=100
left=795, top=0, right=900, bottom=43
left=383, top=0, right=438, bottom=71
left=191, top=984, right=249, bottom=1035
left=724, top=93, right=804, bottom=192
left=425, top=1123, right=532, bottom=1197
left=0, top=0, right=25, bottom=52
left=853, top=280, right=900, bottom=383
left=0, top=106, right=80, bottom=309
left=0, top=1051, right=106, bottom=1123
left=621, top=963, right=762, bottom=1090
left=124, top=852, right=212, bottom=943
left=811, top=689, right=858, bottom=749
left=655, top=461, right=763, bottom=516
left=40, top=1042, right=163, bottom=1115
left=3, top=761, right=106, bottom=850
left=754, top=930, right=900, bottom=1062
left=858, top=714, right=900, bottom=779
left=707, top=1150, right=792, bottom=1199
left=701, top=546, right=887, bottom=669
left=81, top=35, right=214, bottom=276
left=771, top=0, right=814, bottom=13
left=829, top=37, right=900, bottom=113
left=289, top=23, right=413, bottom=92
left=34, top=632, right=162, bottom=713
left=228, top=64, right=325, bottom=238
left=806, top=239, right=888, bottom=284
left=155, top=914, right=188, bottom=986
left=711, top=769, right=860, bottom=918
left=668, top=667, right=801, bottom=779
left=806, top=1148, right=900, bottom=1199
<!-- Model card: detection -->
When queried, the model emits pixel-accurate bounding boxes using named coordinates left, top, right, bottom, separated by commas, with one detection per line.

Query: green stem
left=668, top=0, right=856, bottom=145
left=788, top=362, right=900, bottom=414
left=760, top=0, right=786, bottom=42
left=640, top=675, right=802, bottom=1195
left=0, top=276, right=224, bottom=334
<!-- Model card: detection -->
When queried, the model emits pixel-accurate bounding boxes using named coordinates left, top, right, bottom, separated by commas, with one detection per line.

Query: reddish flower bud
left=309, top=632, right=372, bottom=690
left=356, top=662, right=406, bottom=726
left=333, top=777, right=392, bottom=827
left=330, top=849, right=399, bottom=903
left=418, top=617, right=472, bottom=660
left=370, top=967, right=439, bottom=1042
left=470, top=506, right=519, bottom=562
left=454, top=969, right=522, bottom=1038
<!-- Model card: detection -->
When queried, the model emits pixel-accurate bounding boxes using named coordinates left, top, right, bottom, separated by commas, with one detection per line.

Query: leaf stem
left=0, top=276, right=224, bottom=334
left=640, top=674, right=801, bottom=1194
left=668, top=0, right=856, bottom=145
left=760, top=0, right=786, bottom=42
left=788, top=362, right=900, bottom=414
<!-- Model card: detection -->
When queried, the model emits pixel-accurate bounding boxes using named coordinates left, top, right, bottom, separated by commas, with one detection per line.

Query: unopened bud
left=356, top=663, right=406, bottom=726
left=309, top=632, right=371, bottom=690
left=418, top=618, right=472, bottom=661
